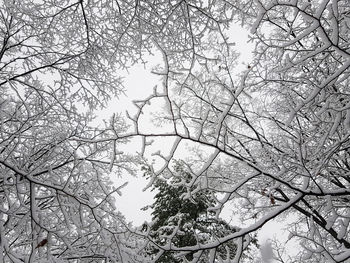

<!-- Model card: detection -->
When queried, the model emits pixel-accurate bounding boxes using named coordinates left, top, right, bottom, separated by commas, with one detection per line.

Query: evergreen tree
left=142, top=161, right=238, bottom=262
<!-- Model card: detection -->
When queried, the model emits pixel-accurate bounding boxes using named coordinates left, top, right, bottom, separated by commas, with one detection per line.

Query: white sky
left=105, top=23, right=255, bottom=227
left=97, top=23, right=297, bottom=262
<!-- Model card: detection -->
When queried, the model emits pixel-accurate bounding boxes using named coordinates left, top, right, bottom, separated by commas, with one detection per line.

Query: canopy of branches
left=0, top=0, right=349, bottom=262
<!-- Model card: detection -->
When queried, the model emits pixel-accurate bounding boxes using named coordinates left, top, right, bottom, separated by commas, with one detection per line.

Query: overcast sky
left=92, top=23, right=301, bottom=262
left=107, top=23, right=255, bottom=227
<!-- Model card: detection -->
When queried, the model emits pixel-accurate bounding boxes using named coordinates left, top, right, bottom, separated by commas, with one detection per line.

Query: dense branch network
left=120, top=0, right=350, bottom=262
left=0, top=0, right=232, bottom=262
left=1, top=0, right=350, bottom=262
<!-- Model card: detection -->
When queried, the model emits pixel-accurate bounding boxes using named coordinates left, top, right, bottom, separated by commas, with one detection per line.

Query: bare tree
left=0, top=88, right=141, bottom=262
left=0, top=0, right=234, bottom=262
left=122, top=0, right=350, bottom=262
left=3, top=0, right=349, bottom=262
